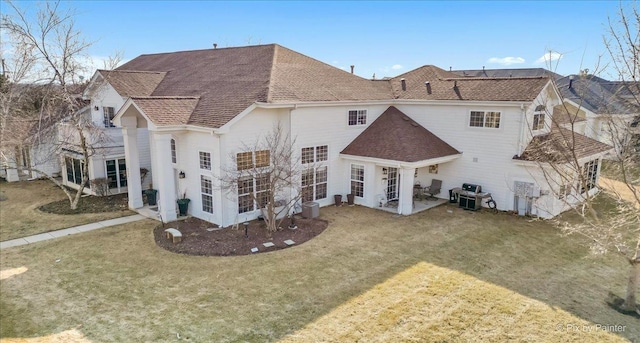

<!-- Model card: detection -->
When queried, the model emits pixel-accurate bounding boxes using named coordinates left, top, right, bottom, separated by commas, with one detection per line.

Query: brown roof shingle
left=98, top=70, right=165, bottom=97
left=131, top=96, right=199, bottom=126
left=113, top=45, right=553, bottom=129
left=516, top=128, right=613, bottom=163
left=390, top=65, right=551, bottom=101
left=341, top=106, right=460, bottom=162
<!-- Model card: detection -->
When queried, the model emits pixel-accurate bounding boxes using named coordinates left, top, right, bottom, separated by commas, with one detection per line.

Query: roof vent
left=350, top=65, right=355, bottom=74
left=425, top=81, right=432, bottom=94
left=449, top=66, right=452, bottom=71
left=569, top=75, right=574, bottom=89
left=401, top=78, right=406, bottom=91
left=411, top=122, right=419, bottom=127
left=402, top=116, right=410, bottom=121
left=213, top=43, right=217, bottom=49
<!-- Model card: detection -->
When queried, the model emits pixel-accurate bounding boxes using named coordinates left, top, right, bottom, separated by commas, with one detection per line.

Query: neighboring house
left=555, top=74, right=640, bottom=153
left=1, top=85, right=89, bottom=182
left=91, top=44, right=611, bottom=226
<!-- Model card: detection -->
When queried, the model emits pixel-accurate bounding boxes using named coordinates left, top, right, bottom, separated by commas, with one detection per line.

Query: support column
left=122, top=125, right=143, bottom=209
left=155, top=133, right=177, bottom=222
left=398, top=167, right=415, bottom=215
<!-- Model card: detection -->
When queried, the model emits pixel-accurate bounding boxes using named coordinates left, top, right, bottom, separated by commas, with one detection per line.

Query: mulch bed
left=39, top=193, right=130, bottom=214
left=154, top=216, right=328, bottom=256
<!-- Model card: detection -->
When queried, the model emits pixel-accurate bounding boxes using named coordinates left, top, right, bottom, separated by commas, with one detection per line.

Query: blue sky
left=9, top=1, right=627, bottom=79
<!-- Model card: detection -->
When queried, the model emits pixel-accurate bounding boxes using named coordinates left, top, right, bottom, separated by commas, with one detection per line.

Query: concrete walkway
left=0, top=214, right=146, bottom=250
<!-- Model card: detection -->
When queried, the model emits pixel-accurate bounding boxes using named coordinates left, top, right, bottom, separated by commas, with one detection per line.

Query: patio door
left=387, top=167, right=399, bottom=200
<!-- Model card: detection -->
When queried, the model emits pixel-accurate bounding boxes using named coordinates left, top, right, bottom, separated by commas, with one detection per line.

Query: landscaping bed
left=38, top=193, right=129, bottom=214
left=154, top=216, right=328, bottom=256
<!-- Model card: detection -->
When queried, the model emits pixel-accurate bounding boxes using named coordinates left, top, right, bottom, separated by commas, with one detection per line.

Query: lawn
left=0, top=180, right=135, bottom=241
left=1, top=204, right=638, bottom=342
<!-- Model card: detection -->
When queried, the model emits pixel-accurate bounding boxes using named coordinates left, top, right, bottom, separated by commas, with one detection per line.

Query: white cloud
left=391, top=64, right=403, bottom=70
left=535, top=51, right=563, bottom=64
left=487, top=56, right=526, bottom=66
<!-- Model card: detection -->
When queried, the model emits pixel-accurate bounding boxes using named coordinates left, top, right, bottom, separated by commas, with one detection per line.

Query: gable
left=341, top=106, right=460, bottom=163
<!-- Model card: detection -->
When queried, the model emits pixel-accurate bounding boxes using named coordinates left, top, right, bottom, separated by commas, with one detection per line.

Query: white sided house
left=59, top=71, right=160, bottom=194
left=104, top=44, right=611, bottom=225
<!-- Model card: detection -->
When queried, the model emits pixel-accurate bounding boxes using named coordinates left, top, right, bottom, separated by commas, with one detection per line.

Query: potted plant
left=145, top=183, right=158, bottom=206
left=176, top=191, right=190, bottom=216
left=347, top=193, right=355, bottom=206
left=334, top=194, right=342, bottom=206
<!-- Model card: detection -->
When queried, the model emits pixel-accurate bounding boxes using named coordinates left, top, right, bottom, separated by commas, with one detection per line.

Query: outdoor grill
left=451, top=183, right=491, bottom=211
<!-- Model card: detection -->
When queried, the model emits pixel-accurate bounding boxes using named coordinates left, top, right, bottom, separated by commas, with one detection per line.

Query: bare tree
left=219, top=122, right=307, bottom=234
left=1, top=0, right=109, bottom=209
left=521, top=2, right=639, bottom=314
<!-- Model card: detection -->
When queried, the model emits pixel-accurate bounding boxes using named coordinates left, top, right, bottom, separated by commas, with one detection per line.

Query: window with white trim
left=236, top=150, right=272, bottom=213
left=301, top=145, right=329, bottom=202
left=199, top=151, right=211, bottom=170
left=533, top=105, right=545, bottom=131
left=171, top=139, right=177, bottom=164
left=581, top=160, right=599, bottom=193
left=469, top=111, right=501, bottom=128
left=103, top=107, right=116, bottom=128
left=348, top=110, right=367, bottom=126
left=65, top=157, right=85, bottom=185
left=558, top=183, right=572, bottom=199
left=105, top=158, right=127, bottom=189
left=201, top=175, right=213, bottom=213
left=350, top=164, right=364, bottom=198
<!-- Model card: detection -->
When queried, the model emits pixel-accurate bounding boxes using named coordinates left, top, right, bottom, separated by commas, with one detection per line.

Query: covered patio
left=340, top=106, right=461, bottom=215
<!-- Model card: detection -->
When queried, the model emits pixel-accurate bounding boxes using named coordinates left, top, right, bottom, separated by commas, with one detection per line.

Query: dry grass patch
left=0, top=205, right=637, bottom=342
left=0, top=180, right=134, bottom=241
left=280, top=262, right=626, bottom=343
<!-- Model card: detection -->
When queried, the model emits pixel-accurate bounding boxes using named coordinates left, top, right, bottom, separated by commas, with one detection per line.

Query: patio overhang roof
left=340, top=106, right=462, bottom=166
left=339, top=153, right=461, bottom=169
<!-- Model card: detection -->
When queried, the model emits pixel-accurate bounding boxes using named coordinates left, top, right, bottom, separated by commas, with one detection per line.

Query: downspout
left=397, top=162, right=402, bottom=215
left=213, top=130, right=225, bottom=226
left=517, top=103, right=526, bottom=156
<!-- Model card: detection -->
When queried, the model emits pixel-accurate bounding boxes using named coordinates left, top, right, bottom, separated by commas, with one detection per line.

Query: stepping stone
left=251, top=247, right=259, bottom=253
left=263, top=242, right=275, bottom=248
left=284, top=239, right=295, bottom=246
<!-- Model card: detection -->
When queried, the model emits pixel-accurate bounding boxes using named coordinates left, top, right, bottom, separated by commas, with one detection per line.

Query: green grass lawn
left=0, top=180, right=134, bottom=241
left=1, top=205, right=637, bottom=342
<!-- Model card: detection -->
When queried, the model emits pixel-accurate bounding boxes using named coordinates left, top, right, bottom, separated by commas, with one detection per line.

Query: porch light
left=179, top=171, right=186, bottom=179
left=94, top=106, right=99, bottom=111
left=382, top=168, right=388, bottom=175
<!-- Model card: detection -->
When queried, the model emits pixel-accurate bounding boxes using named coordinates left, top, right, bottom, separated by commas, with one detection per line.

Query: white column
left=398, top=167, right=415, bottom=215
left=155, top=133, right=177, bottom=222
left=122, top=126, right=143, bottom=209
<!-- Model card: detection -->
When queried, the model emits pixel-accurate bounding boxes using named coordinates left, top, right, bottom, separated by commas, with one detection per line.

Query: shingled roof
left=341, top=106, right=460, bottom=163
left=556, top=75, right=640, bottom=115
left=390, top=66, right=551, bottom=102
left=516, top=128, right=612, bottom=163
left=97, top=70, right=165, bottom=98
left=111, top=44, right=554, bottom=129
left=130, top=96, right=200, bottom=126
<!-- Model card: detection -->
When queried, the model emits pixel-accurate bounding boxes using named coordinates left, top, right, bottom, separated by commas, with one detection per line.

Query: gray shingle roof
left=453, top=68, right=561, bottom=79
left=341, top=106, right=460, bottom=162
left=556, top=75, right=640, bottom=115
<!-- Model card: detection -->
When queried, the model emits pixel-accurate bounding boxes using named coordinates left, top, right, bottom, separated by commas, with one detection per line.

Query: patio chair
left=423, top=179, right=442, bottom=200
